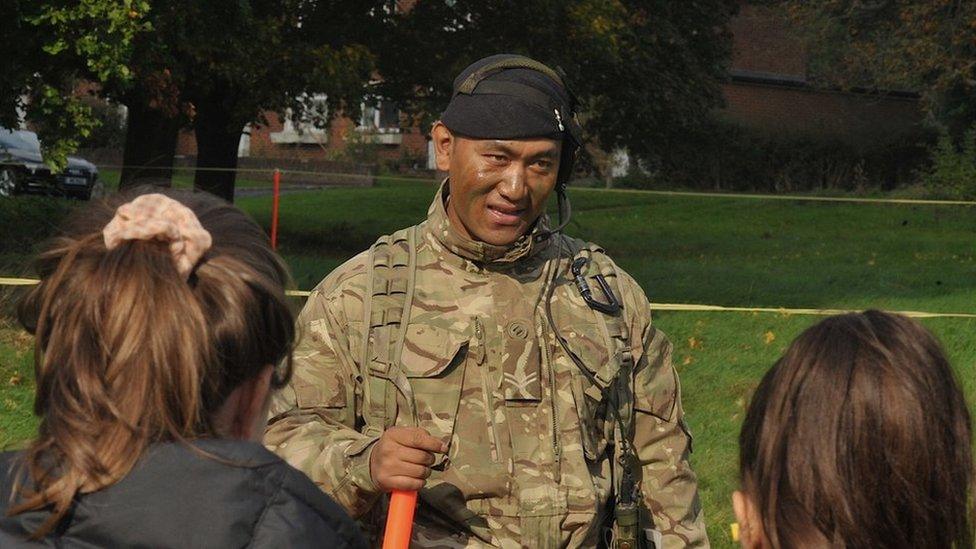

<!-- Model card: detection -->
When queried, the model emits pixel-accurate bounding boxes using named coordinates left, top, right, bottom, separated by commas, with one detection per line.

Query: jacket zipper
left=473, top=317, right=499, bottom=462
left=539, top=315, right=561, bottom=480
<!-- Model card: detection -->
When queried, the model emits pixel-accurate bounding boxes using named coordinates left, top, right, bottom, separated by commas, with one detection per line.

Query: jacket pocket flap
left=633, top=362, right=678, bottom=421
left=293, top=367, right=347, bottom=409
left=400, top=324, right=469, bottom=378
left=558, top=319, right=617, bottom=390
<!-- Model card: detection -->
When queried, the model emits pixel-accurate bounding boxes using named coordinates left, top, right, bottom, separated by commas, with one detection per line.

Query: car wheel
left=0, top=168, right=17, bottom=198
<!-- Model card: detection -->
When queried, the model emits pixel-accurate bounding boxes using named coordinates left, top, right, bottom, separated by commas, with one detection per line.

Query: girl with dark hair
left=0, top=190, right=366, bottom=548
left=734, top=310, right=974, bottom=548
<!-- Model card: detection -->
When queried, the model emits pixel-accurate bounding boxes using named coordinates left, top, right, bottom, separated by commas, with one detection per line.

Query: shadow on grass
left=277, top=221, right=376, bottom=256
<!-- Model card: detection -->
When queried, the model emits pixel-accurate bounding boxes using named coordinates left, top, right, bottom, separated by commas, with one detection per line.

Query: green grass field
left=2, top=181, right=975, bottom=546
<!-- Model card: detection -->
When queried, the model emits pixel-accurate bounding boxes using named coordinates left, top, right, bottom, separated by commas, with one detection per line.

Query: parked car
left=0, top=128, right=102, bottom=199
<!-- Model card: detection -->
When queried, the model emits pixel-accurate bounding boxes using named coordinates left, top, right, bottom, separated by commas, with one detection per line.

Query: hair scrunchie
left=102, top=193, right=213, bottom=278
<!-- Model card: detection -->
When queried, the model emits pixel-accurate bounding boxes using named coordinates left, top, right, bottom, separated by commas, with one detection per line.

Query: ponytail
left=10, top=190, right=294, bottom=537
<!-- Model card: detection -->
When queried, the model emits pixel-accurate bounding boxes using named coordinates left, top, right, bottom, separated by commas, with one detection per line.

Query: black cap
left=441, top=54, right=580, bottom=144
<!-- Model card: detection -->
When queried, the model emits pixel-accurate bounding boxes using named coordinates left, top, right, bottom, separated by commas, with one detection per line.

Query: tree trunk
left=119, top=99, right=180, bottom=189
left=193, top=99, right=243, bottom=203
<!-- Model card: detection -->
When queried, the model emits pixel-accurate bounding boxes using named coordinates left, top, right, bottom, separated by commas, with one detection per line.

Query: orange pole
left=382, top=490, right=417, bottom=549
left=270, top=169, right=281, bottom=250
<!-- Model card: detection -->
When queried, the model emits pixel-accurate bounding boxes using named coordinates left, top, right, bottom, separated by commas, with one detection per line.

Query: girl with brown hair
left=0, top=190, right=365, bottom=548
left=734, top=310, right=974, bottom=548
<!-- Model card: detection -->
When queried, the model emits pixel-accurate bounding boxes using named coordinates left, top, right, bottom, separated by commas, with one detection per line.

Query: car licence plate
left=62, top=176, right=87, bottom=186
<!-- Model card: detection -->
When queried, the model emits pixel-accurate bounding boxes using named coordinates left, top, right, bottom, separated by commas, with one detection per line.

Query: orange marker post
left=382, top=490, right=418, bottom=549
left=270, top=169, right=281, bottom=250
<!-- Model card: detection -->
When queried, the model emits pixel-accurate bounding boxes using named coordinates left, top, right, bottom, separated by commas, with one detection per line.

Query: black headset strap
left=456, top=57, right=566, bottom=95
left=534, top=186, right=572, bottom=242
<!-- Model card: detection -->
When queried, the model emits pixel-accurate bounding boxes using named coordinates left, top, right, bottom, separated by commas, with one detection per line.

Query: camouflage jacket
left=266, top=186, right=708, bottom=548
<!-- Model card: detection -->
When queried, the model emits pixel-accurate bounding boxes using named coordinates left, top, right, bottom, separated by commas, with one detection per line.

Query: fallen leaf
left=688, top=336, right=703, bottom=350
left=682, top=355, right=694, bottom=366
left=8, top=374, right=21, bottom=386
left=763, top=331, right=776, bottom=345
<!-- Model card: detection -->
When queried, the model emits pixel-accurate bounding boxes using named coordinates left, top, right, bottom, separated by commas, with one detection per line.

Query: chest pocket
left=293, top=372, right=347, bottom=408
left=398, top=323, right=469, bottom=456
left=550, top=246, right=635, bottom=462
left=556, top=307, right=621, bottom=462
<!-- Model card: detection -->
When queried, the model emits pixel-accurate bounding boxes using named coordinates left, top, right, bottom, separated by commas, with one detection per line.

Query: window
left=359, top=99, right=400, bottom=133
left=270, top=93, right=329, bottom=145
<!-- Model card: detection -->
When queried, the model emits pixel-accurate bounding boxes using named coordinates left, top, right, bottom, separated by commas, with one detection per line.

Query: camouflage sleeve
left=264, top=261, right=382, bottom=518
left=634, top=326, right=708, bottom=548
left=622, top=276, right=709, bottom=548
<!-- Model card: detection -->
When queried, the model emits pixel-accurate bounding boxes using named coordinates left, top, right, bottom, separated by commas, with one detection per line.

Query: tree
left=784, top=0, right=976, bottom=140
left=181, top=0, right=377, bottom=201
left=5, top=1, right=384, bottom=199
left=113, top=0, right=379, bottom=200
left=0, top=0, right=148, bottom=170
left=374, top=0, right=738, bottom=172
left=116, top=68, right=187, bottom=188
left=8, top=1, right=738, bottom=195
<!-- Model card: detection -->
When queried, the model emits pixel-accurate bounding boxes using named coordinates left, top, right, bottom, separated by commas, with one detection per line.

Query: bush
left=615, top=121, right=931, bottom=193
left=77, top=96, right=126, bottom=150
left=331, top=131, right=381, bottom=166
left=918, top=127, right=976, bottom=200
left=0, top=196, right=76, bottom=257
left=380, top=145, right=429, bottom=174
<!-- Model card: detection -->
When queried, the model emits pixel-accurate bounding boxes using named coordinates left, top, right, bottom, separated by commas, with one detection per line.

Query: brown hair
left=739, top=311, right=974, bottom=548
left=9, top=188, right=295, bottom=537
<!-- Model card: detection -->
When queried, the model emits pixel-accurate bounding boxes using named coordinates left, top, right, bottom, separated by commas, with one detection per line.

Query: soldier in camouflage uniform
left=265, top=54, right=708, bottom=548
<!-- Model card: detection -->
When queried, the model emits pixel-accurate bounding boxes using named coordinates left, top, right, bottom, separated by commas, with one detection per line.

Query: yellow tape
left=574, top=187, right=976, bottom=207
left=0, top=277, right=39, bottom=286
left=648, top=303, right=976, bottom=319
left=4, top=277, right=975, bottom=319
left=97, top=164, right=426, bottom=182
left=0, top=277, right=314, bottom=296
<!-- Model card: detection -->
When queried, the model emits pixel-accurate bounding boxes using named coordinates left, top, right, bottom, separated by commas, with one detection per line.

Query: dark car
left=0, top=128, right=102, bottom=199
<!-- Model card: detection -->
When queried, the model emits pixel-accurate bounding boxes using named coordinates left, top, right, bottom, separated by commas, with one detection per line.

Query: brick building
left=175, top=98, right=430, bottom=169
left=175, top=0, right=430, bottom=170
left=720, top=3, right=922, bottom=148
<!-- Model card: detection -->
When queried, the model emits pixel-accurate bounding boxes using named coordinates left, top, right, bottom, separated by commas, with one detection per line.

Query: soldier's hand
left=369, top=426, right=448, bottom=492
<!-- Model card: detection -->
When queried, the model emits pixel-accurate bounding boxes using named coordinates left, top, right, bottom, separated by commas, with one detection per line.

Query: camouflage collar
left=425, top=180, right=551, bottom=266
